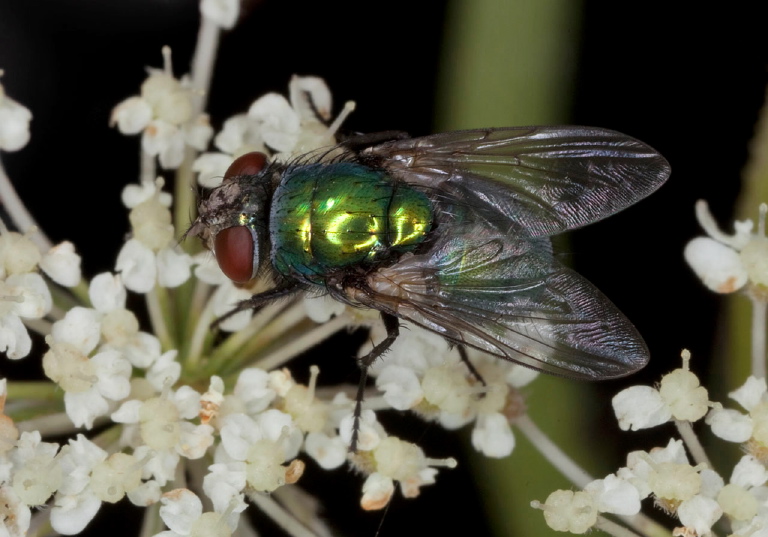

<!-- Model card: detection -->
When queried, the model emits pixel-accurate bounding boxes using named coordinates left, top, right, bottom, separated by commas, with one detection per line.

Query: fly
left=188, top=126, right=671, bottom=449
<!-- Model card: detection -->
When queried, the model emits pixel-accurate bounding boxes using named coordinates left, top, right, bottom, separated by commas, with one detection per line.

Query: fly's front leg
left=212, top=285, right=297, bottom=329
left=349, top=312, right=400, bottom=452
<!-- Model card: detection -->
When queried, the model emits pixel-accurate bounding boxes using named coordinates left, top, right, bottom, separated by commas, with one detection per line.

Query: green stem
left=147, top=285, right=173, bottom=350
left=207, top=300, right=304, bottom=366
left=750, top=293, right=767, bottom=379
left=6, top=380, right=59, bottom=401
left=251, top=314, right=349, bottom=372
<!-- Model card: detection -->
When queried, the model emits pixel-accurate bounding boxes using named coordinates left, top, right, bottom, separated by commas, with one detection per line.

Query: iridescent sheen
left=269, top=162, right=432, bottom=277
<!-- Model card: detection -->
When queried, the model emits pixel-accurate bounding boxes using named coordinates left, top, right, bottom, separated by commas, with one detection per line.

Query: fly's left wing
left=347, top=225, right=647, bottom=380
left=364, top=126, right=670, bottom=238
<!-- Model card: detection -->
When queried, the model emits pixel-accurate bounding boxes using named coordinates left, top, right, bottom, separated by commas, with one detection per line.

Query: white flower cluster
left=536, top=354, right=768, bottom=536
left=532, top=202, right=768, bottom=536
left=684, top=200, right=768, bottom=295
left=0, top=224, right=80, bottom=360
left=1, top=60, right=471, bottom=535
left=111, top=48, right=213, bottom=170
left=364, top=319, right=538, bottom=459
left=192, top=75, right=355, bottom=188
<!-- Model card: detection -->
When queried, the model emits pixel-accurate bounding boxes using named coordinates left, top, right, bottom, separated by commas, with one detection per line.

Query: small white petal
left=111, top=399, right=143, bottom=423
left=234, top=368, right=276, bottom=414
left=127, top=480, right=162, bottom=506
left=506, top=364, right=539, bottom=387
left=168, top=385, right=199, bottom=421
left=192, top=252, right=228, bottom=285
left=141, top=120, right=176, bottom=156
left=110, top=96, right=152, bottom=135
left=375, top=365, right=423, bottom=410
left=684, top=237, right=747, bottom=293
left=116, top=239, right=156, bottom=293
left=177, top=423, right=214, bottom=459
left=730, top=376, right=767, bottom=411
left=202, top=462, right=247, bottom=513
left=706, top=407, right=753, bottom=442
left=200, top=0, right=240, bottom=29
left=156, top=248, right=192, bottom=288
left=677, top=495, right=723, bottom=536
left=220, top=414, right=262, bottom=461
left=248, top=93, right=300, bottom=152
left=91, top=351, right=132, bottom=400
left=159, top=489, right=203, bottom=534
left=0, top=93, right=33, bottom=151
left=158, top=130, right=186, bottom=169
left=471, top=413, right=515, bottom=458
left=360, top=473, right=394, bottom=511
left=182, top=114, right=213, bottom=151
left=192, top=152, right=233, bottom=188
left=695, top=199, right=753, bottom=250
left=0, top=312, right=32, bottom=359
left=585, top=474, right=641, bottom=515
left=612, top=385, right=671, bottom=430
left=52, top=307, right=101, bottom=354
left=289, top=76, right=332, bottom=121
left=211, top=283, right=253, bottom=332
left=6, top=272, right=52, bottom=319
left=147, top=351, right=181, bottom=391
left=214, top=114, right=264, bottom=154
left=121, top=180, right=172, bottom=209
left=698, top=469, right=724, bottom=499
left=50, top=491, right=102, bottom=535
left=731, top=455, right=768, bottom=488
left=304, top=432, right=347, bottom=469
left=39, top=241, right=81, bottom=287
left=89, top=273, right=127, bottom=312
left=64, top=389, right=109, bottom=429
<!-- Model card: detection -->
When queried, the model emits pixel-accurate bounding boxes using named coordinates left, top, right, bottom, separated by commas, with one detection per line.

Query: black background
left=1, top=1, right=766, bottom=535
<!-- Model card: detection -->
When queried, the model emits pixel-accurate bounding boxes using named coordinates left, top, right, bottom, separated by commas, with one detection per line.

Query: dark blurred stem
left=751, top=293, right=767, bottom=378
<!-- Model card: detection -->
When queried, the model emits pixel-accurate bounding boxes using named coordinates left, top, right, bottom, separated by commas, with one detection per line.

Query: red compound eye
left=214, top=226, right=256, bottom=283
left=223, top=152, right=268, bottom=181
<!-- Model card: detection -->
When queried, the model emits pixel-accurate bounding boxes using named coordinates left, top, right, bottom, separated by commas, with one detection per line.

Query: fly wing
left=365, top=126, right=670, bottom=237
left=348, top=226, right=648, bottom=380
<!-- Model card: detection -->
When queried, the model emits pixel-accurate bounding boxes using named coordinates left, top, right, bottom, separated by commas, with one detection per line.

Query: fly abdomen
left=269, top=162, right=433, bottom=279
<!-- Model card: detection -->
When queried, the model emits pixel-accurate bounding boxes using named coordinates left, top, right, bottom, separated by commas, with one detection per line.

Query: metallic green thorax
left=269, top=162, right=433, bottom=278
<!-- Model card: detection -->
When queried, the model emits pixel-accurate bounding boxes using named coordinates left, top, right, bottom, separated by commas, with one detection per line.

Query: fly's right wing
left=347, top=225, right=648, bottom=380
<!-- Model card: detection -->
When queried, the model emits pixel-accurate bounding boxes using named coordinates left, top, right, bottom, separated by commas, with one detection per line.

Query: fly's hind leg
left=349, top=312, right=400, bottom=452
left=457, top=345, right=487, bottom=387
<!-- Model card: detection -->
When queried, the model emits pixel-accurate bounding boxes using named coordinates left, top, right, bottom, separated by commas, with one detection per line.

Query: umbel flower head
left=684, top=200, right=768, bottom=296
left=1, top=26, right=509, bottom=531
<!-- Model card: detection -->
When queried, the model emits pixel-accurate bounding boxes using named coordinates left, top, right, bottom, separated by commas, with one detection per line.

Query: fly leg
left=212, top=285, right=297, bottom=329
left=350, top=312, right=400, bottom=452
left=457, top=345, right=487, bottom=387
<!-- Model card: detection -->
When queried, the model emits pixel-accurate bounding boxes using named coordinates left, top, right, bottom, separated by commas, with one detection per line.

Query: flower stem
left=190, top=16, right=220, bottom=115
left=251, top=314, right=349, bottom=372
left=6, top=380, right=59, bottom=401
left=594, top=516, right=643, bottom=537
left=514, top=413, right=593, bottom=488
left=247, top=492, right=318, bottom=537
left=750, top=293, right=767, bottom=378
left=0, top=159, right=52, bottom=251
left=147, top=286, right=173, bottom=350
left=674, top=419, right=712, bottom=468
